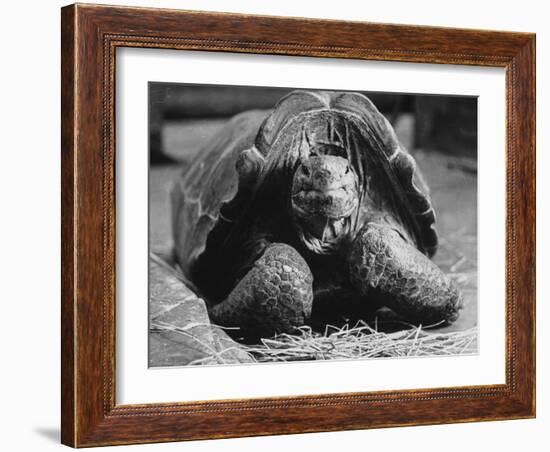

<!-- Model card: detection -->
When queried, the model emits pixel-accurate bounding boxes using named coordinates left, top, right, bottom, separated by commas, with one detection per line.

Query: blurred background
left=149, top=83, right=478, bottom=337
left=149, top=83, right=477, bottom=164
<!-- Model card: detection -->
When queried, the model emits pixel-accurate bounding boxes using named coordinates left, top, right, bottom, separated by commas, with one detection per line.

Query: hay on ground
left=154, top=318, right=478, bottom=365
left=245, top=321, right=477, bottom=363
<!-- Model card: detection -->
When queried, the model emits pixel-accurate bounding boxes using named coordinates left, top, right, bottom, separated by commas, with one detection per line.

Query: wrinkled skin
left=209, top=152, right=463, bottom=341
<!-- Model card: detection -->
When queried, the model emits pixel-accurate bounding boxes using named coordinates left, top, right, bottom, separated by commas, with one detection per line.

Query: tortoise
left=171, top=90, right=463, bottom=340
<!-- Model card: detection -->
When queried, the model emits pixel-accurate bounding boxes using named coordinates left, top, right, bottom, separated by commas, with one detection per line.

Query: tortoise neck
left=293, top=214, right=355, bottom=255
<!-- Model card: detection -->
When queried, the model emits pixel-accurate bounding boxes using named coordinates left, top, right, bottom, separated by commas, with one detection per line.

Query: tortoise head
left=252, top=90, right=437, bottom=256
left=291, top=146, right=359, bottom=249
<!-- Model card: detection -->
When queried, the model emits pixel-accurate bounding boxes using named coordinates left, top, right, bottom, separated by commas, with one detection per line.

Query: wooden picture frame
left=61, top=3, right=536, bottom=447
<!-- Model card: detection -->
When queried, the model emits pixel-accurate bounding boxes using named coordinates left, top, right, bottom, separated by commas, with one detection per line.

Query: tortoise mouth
left=291, top=187, right=358, bottom=220
left=291, top=154, right=359, bottom=221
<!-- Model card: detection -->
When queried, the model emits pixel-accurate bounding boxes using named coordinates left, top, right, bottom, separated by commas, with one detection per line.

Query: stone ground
left=149, top=116, right=477, bottom=366
left=149, top=254, right=253, bottom=366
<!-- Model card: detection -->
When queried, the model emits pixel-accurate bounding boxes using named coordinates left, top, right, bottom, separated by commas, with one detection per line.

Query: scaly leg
left=348, top=223, right=463, bottom=325
left=209, top=243, right=313, bottom=340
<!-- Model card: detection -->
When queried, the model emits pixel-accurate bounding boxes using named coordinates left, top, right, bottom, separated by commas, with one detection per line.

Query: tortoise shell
left=171, top=90, right=437, bottom=283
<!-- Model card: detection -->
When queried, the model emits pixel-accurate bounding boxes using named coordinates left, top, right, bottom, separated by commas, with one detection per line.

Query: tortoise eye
left=302, top=165, right=311, bottom=176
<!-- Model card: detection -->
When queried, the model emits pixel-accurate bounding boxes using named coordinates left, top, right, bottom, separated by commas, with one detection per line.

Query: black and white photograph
left=148, top=84, right=478, bottom=367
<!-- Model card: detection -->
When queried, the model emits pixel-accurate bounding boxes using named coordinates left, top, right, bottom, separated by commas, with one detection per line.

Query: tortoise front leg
left=348, top=223, right=463, bottom=325
left=209, top=243, right=313, bottom=341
